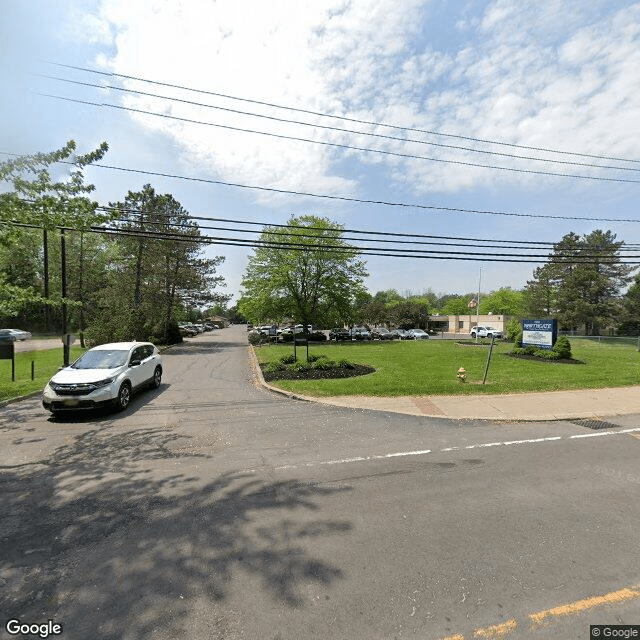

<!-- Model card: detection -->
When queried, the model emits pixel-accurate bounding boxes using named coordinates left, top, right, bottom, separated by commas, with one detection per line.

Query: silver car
left=0, top=328, right=32, bottom=341
left=42, top=342, right=162, bottom=414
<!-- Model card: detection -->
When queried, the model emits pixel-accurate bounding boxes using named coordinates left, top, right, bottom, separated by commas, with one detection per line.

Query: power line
left=47, top=61, right=640, bottom=166
left=99, top=204, right=556, bottom=248
left=10, top=197, right=638, bottom=251
left=5, top=149, right=640, bottom=223
left=106, top=206, right=640, bottom=252
left=39, top=93, right=640, bottom=185
left=4, top=219, right=639, bottom=264
left=39, top=74, right=640, bottom=174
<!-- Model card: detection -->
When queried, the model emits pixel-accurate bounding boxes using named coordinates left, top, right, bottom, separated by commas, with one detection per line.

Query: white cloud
left=67, top=0, right=640, bottom=201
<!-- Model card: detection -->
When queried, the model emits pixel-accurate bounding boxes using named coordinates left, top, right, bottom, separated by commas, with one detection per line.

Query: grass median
left=255, top=339, right=640, bottom=397
left=0, top=346, right=86, bottom=403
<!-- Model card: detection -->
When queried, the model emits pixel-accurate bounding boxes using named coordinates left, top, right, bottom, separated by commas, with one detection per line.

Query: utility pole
left=43, top=228, right=50, bottom=333
left=61, top=228, right=69, bottom=366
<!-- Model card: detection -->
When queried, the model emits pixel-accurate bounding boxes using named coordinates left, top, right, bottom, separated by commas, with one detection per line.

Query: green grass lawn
left=255, top=339, right=640, bottom=397
left=0, top=346, right=86, bottom=402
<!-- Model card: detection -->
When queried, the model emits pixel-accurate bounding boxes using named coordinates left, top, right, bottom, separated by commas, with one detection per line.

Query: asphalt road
left=1, top=325, right=639, bottom=640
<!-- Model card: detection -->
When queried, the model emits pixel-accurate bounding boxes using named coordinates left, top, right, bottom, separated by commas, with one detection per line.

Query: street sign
left=0, top=343, right=14, bottom=360
left=0, top=342, right=15, bottom=381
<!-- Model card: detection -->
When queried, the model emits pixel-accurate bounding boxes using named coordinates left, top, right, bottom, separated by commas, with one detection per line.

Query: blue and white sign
left=522, top=319, right=557, bottom=350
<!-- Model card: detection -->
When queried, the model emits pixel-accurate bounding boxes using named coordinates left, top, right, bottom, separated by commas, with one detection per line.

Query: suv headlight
left=91, top=376, right=116, bottom=390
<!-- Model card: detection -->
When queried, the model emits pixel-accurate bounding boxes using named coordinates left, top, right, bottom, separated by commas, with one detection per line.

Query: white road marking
left=268, top=428, right=640, bottom=472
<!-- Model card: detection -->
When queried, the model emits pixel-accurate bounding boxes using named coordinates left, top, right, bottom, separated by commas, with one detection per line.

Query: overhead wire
left=101, top=205, right=640, bottom=253
left=3, top=218, right=638, bottom=264
left=38, top=74, right=640, bottom=174
left=4, top=151, right=640, bottom=224
left=46, top=62, right=640, bottom=166
left=38, top=93, right=640, bottom=185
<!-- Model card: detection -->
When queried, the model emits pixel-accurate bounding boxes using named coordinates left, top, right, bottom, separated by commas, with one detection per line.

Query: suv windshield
left=71, top=350, right=129, bottom=369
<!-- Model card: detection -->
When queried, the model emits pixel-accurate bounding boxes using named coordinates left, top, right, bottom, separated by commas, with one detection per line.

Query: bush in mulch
left=261, top=356, right=375, bottom=381
left=505, top=353, right=584, bottom=365
left=507, top=336, right=583, bottom=364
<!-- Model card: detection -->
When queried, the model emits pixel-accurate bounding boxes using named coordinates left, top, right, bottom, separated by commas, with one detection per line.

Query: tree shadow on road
left=0, top=425, right=352, bottom=639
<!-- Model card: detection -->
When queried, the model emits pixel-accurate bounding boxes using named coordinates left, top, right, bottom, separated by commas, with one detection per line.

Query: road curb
left=247, top=345, right=450, bottom=417
left=248, top=345, right=323, bottom=405
left=0, top=389, right=43, bottom=408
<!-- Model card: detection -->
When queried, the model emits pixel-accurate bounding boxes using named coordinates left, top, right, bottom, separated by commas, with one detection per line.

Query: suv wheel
left=152, top=366, right=162, bottom=389
left=116, top=381, right=131, bottom=411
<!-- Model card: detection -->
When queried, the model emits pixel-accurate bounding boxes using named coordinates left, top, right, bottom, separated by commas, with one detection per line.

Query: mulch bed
left=261, top=364, right=376, bottom=381
left=503, top=353, right=585, bottom=365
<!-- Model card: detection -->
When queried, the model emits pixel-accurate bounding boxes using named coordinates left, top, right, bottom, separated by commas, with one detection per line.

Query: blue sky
left=3, top=0, right=640, bottom=303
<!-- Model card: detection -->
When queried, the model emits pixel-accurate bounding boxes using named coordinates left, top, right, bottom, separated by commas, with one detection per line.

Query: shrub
left=533, top=349, right=559, bottom=360
left=248, top=332, right=263, bottom=345
left=312, top=358, right=336, bottom=370
left=337, top=358, right=356, bottom=369
left=307, top=331, right=327, bottom=341
left=279, top=354, right=296, bottom=365
left=265, top=361, right=285, bottom=373
left=279, top=332, right=294, bottom=342
left=290, top=360, right=312, bottom=372
left=552, top=335, right=572, bottom=359
left=150, top=320, right=183, bottom=345
left=506, top=318, right=522, bottom=343
left=512, top=345, right=538, bottom=356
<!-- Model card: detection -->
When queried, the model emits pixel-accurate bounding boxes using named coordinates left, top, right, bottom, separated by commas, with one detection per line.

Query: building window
left=459, top=321, right=464, bottom=330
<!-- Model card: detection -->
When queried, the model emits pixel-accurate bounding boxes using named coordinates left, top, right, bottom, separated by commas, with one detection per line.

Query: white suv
left=42, top=342, right=162, bottom=414
left=470, top=326, right=503, bottom=339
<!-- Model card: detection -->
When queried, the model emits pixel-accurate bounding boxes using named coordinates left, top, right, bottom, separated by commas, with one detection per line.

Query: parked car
left=42, top=342, right=162, bottom=414
left=178, top=323, right=198, bottom=337
left=407, top=329, right=430, bottom=340
left=349, top=327, right=371, bottom=340
left=258, top=325, right=278, bottom=337
left=370, top=327, right=394, bottom=340
left=329, top=327, right=350, bottom=341
left=293, top=324, right=313, bottom=334
left=0, top=328, right=32, bottom=341
left=470, top=326, right=503, bottom=339
left=390, top=328, right=410, bottom=340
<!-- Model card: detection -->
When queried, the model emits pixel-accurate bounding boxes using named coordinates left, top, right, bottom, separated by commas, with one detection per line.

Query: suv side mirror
left=130, top=358, right=141, bottom=367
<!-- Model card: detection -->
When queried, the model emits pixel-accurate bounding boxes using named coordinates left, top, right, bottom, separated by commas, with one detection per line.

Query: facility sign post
left=0, top=342, right=15, bottom=381
left=522, top=319, right=557, bottom=350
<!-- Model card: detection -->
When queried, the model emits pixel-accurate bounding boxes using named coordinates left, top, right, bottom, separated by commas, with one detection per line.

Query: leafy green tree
left=372, top=289, right=404, bottom=305
left=388, top=300, right=430, bottom=329
left=239, top=215, right=368, bottom=328
left=439, top=294, right=477, bottom=315
left=357, top=299, right=389, bottom=326
left=0, top=140, right=110, bottom=326
left=479, top=287, right=524, bottom=316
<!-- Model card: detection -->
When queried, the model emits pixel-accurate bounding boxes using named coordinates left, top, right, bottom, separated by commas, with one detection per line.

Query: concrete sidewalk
left=249, top=349, right=640, bottom=420
left=306, top=386, right=640, bottom=421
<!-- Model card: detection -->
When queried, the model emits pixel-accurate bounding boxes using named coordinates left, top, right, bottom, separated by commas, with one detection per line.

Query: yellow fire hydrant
left=457, top=367, right=467, bottom=383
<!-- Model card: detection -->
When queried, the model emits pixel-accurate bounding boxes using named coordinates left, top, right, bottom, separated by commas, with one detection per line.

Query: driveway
left=1, top=325, right=639, bottom=640
left=11, top=337, right=65, bottom=353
